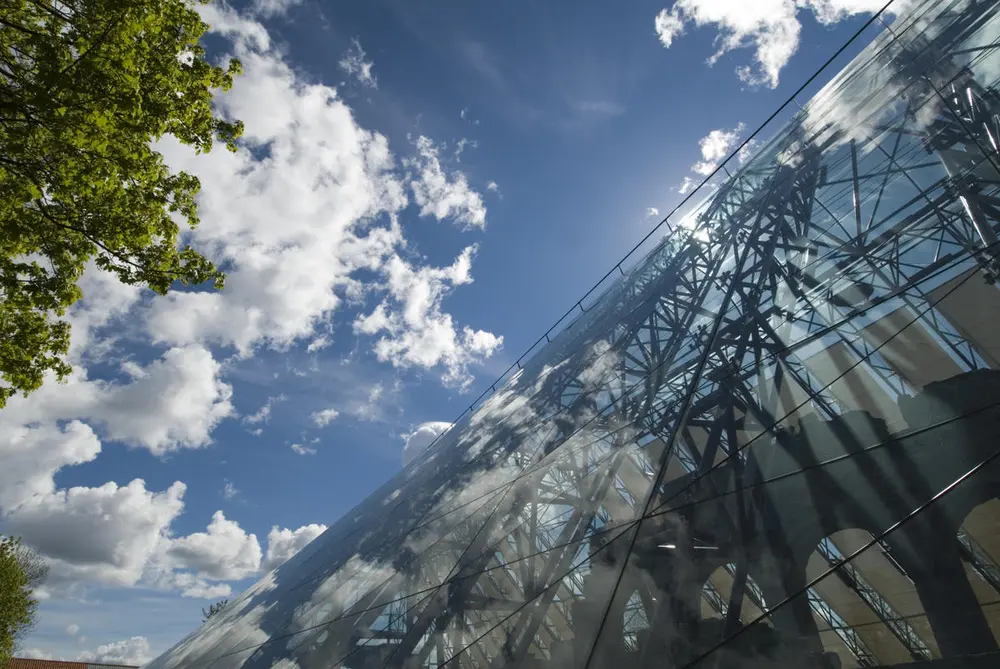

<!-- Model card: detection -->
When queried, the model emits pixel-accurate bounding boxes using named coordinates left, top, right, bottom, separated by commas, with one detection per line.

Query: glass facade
left=147, top=0, right=1000, bottom=667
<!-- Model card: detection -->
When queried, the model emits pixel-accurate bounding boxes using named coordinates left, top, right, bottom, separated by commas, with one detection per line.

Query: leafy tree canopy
left=202, top=598, right=228, bottom=622
left=0, top=0, right=243, bottom=407
left=0, top=537, right=47, bottom=662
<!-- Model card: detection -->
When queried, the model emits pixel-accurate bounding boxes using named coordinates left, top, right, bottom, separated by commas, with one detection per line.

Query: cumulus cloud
left=310, top=408, right=340, bottom=427
left=67, top=261, right=144, bottom=358
left=674, top=123, right=746, bottom=193
left=147, top=510, right=268, bottom=599
left=0, top=350, right=232, bottom=489
left=407, top=136, right=488, bottom=229
left=691, top=123, right=745, bottom=175
left=354, top=248, right=503, bottom=390
left=339, top=38, right=378, bottom=89
left=4, top=480, right=186, bottom=589
left=306, top=335, right=330, bottom=352
left=144, top=3, right=498, bottom=389
left=653, top=0, right=891, bottom=88
left=95, top=346, right=234, bottom=455
left=402, top=421, right=453, bottom=466
left=655, top=7, right=686, bottom=47
left=78, top=636, right=153, bottom=666
left=0, top=419, right=102, bottom=513
left=0, top=270, right=232, bottom=514
left=0, top=345, right=243, bottom=601
left=66, top=624, right=80, bottom=637
left=2, top=476, right=268, bottom=599
left=263, top=524, right=328, bottom=571
left=165, top=511, right=262, bottom=581
left=486, top=180, right=499, bottom=193
left=167, top=574, right=233, bottom=600
left=646, top=207, right=660, bottom=217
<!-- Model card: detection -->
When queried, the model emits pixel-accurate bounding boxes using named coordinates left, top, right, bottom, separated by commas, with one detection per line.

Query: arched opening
left=956, top=498, right=1000, bottom=644
left=804, top=529, right=938, bottom=668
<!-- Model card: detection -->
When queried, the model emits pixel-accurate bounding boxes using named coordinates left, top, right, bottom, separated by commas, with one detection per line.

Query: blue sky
left=2, top=0, right=895, bottom=662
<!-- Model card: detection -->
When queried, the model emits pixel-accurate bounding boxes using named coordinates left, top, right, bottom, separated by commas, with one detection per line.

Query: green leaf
left=0, top=0, right=241, bottom=408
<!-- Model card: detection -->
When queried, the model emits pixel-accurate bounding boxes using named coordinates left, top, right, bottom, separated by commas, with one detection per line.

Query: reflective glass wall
left=147, top=0, right=1000, bottom=667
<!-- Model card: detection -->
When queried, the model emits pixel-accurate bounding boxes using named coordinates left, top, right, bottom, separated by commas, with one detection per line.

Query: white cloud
left=144, top=5, right=497, bottom=392
left=4, top=480, right=186, bottom=589
left=167, top=574, right=232, bottom=600
left=291, top=443, right=317, bottom=455
left=402, top=421, right=453, bottom=466
left=674, top=123, right=746, bottom=194
left=165, top=510, right=262, bottom=581
left=2, top=478, right=268, bottom=599
left=222, top=481, right=239, bottom=501
left=354, top=247, right=503, bottom=390
left=250, top=0, right=303, bottom=19
left=646, top=207, right=660, bottom=217
left=68, top=261, right=144, bottom=359
left=95, top=346, right=234, bottom=455
left=310, top=408, right=340, bottom=427
left=243, top=394, right=285, bottom=425
left=655, top=7, right=686, bottom=47
left=486, top=180, right=499, bottom=193
left=691, top=122, right=745, bottom=176
left=263, top=524, right=328, bottom=571
left=0, top=419, right=102, bottom=513
left=0, top=347, right=232, bottom=482
left=146, top=17, right=407, bottom=356
left=243, top=405, right=271, bottom=425
left=66, top=624, right=80, bottom=637
left=199, top=1, right=271, bottom=52
left=652, top=0, right=891, bottom=88
left=407, top=136, right=488, bottom=229
left=339, top=38, right=378, bottom=89
left=306, top=335, right=330, bottom=353
left=78, top=636, right=153, bottom=666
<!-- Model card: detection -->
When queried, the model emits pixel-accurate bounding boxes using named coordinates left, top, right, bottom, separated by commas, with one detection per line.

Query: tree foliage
left=0, top=0, right=243, bottom=407
left=0, top=537, right=47, bottom=662
left=202, top=598, right=228, bottom=622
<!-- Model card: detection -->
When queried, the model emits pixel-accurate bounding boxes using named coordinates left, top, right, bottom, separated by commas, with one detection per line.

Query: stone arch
left=802, top=528, right=939, bottom=668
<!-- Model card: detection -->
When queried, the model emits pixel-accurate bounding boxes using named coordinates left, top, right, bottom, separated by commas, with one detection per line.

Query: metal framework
left=146, top=1, right=1000, bottom=669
